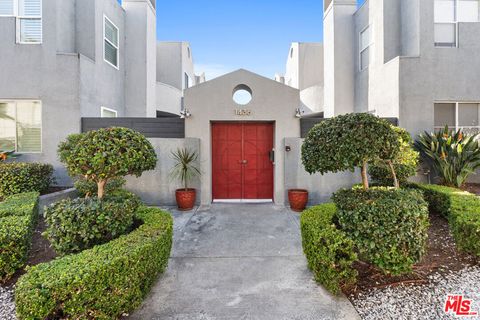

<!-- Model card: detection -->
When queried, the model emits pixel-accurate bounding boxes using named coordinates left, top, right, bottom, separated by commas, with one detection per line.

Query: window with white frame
left=359, top=25, right=372, bottom=71
left=0, top=0, right=42, bottom=43
left=100, top=107, right=117, bottom=118
left=434, top=102, right=480, bottom=135
left=104, top=15, right=119, bottom=68
left=184, top=73, right=190, bottom=89
left=434, top=0, right=480, bottom=47
left=0, top=100, right=42, bottom=153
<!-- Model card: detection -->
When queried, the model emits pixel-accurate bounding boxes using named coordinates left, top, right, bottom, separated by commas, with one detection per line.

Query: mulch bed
left=461, top=183, right=480, bottom=196
left=3, top=217, right=57, bottom=286
left=346, top=211, right=479, bottom=297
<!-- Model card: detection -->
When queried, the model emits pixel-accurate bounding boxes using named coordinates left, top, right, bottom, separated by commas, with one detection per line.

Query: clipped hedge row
left=0, top=192, right=39, bottom=281
left=0, top=163, right=53, bottom=198
left=413, top=183, right=480, bottom=257
left=300, top=203, right=358, bottom=294
left=15, top=206, right=173, bottom=320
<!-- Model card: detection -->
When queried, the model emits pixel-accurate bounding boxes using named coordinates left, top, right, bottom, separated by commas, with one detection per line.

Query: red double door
left=212, top=122, right=274, bottom=201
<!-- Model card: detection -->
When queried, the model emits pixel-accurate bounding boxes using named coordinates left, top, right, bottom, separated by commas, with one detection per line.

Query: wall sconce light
left=285, top=146, right=291, bottom=152
left=180, top=109, right=192, bottom=119
left=295, top=108, right=303, bottom=118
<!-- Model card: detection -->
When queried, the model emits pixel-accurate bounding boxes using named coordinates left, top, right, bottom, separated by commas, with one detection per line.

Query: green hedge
left=412, top=183, right=480, bottom=257
left=0, top=192, right=39, bottom=281
left=333, top=188, right=429, bottom=275
left=15, top=206, right=173, bottom=320
left=43, top=192, right=141, bottom=255
left=0, top=163, right=53, bottom=198
left=300, top=203, right=357, bottom=294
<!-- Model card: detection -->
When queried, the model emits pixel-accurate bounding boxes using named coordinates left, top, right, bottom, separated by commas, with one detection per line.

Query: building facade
left=322, top=0, right=480, bottom=137
left=0, top=0, right=202, bottom=184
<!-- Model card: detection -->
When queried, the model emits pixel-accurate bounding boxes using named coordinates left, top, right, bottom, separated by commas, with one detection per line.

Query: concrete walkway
left=130, top=204, right=360, bottom=320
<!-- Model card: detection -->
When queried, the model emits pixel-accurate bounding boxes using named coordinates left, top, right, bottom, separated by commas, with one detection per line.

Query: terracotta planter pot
left=175, top=188, right=196, bottom=211
left=288, top=189, right=308, bottom=212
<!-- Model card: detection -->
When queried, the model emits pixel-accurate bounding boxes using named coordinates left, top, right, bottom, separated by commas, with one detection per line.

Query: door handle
left=238, top=160, right=248, bottom=164
left=269, top=150, right=275, bottom=162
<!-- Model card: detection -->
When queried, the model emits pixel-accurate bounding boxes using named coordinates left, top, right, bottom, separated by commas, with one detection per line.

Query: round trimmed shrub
left=0, top=162, right=53, bottom=197
left=301, top=113, right=400, bottom=189
left=58, top=127, right=157, bottom=199
left=369, top=127, right=419, bottom=186
left=74, top=177, right=126, bottom=198
left=43, top=192, right=141, bottom=255
left=332, top=187, right=429, bottom=275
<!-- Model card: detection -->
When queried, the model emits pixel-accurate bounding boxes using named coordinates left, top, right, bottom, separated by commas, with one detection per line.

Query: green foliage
left=415, top=126, right=480, bottom=188
left=170, top=148, right=201, bottom=190
left=0, top=192, right=39, bottom=281
left=300, top=203, right=358, bottom=294
left=301, top=113, right=400, bottom=189
left=74, top=177, right=126, bottom=198
left=43, top=192, right=140, bottom=255
left=369, top=127, right=419, bottom=186
left=58, top=127, right=157, bottom=198
left=0, top=162, right=53, bottom=198
left=333, top=188, right=429, bottom=275
left=412, top=183, right=480, bottom=257
left=15, top=207, right=173, bottom=320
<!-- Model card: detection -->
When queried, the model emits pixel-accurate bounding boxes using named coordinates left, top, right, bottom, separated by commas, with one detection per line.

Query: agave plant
left=415, top=126, right=480, bottom=187
left=169, top=148, right=201, bottom=190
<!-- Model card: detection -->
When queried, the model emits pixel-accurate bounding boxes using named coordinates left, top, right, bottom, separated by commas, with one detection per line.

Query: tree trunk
left=387, top=160, right=399, bottom=189
left=361, top=161, right=369, bottom=190
left=97, top=180, right=106, bottom=199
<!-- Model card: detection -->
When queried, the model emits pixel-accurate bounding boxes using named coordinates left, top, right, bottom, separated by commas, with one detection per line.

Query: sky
left=153, top=0, right=365, bottom=80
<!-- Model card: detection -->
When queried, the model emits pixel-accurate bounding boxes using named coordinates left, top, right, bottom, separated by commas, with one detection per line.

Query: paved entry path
left=130, top=204, right=360, bottom=320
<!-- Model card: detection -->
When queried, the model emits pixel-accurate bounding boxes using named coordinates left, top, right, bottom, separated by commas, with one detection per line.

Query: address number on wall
left=234, top=109, right=252, bottom=116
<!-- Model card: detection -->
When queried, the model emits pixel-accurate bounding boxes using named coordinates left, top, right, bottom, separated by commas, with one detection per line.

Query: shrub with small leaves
left=15, top=207, right=173, bottom=320
left=300, top=203, right=358, bottom=294
left=332, top=187, right=429, bottom=275
left=0, top=192, right=39, bottom=281
left=43, top=191, right=140, bottom=255
left=0, top=162, right=53, bottom=198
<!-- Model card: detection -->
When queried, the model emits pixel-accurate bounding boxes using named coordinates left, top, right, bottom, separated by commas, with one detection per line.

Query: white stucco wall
left=184, top=69, right=301, bottom=206
left=156, top=82, right=182, bottom=115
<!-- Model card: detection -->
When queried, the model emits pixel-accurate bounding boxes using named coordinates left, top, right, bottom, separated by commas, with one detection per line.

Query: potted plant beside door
left=170, top=148, right=201, bottom=211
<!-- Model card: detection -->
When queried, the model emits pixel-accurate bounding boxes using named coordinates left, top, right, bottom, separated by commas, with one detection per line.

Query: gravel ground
left=352, top=266, right=480, bottom=320
left=0, top=286, right=16, bottom=320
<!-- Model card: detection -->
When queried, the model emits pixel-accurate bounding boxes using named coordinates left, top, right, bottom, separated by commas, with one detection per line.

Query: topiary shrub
left=302, top=113, right=400, bottom=189
left=300, top=203, right=357, bottom=294
left=74, top=177, right=126, bottom=198
left=43, top=191, right=141, bottom=255
left=332, top=187, right=429, bottom=275
left=0, top=162, right=53, bottom=197
left=0, top=192, right=39, bottom=281
left=369, top=126, right=419, bottom=187
left=15, top=207, right=173, bottom=320
left=58, top=128, right=157, bottom=199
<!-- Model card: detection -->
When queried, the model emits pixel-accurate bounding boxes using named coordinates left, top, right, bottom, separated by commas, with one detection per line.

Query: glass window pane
left=434, top=103, right=456, bottom=127
left=104, top=19, right=118, bottom=47
left=16, top=101, right=41, bottom=153
left=101, top=108, right=117, bottom=118
left=434, top=23, right=456, bottom=46
left=20, top=18, right=42, bottom=43
left=0, top=102, right=16, bottom=152
left=458, top=0, right=479, bottom=22
left=104, top=40, right=118, bottom=67
left=0, top=0, right=14, bottom=15
left=360, top=26, right=370, bottom=51
left=360, top=47, right=370, bottom=70
left=19, top=0, right=41, bottom=16
left=458, top=103, right=479, bottom=126
left=435, top=0, right=455, bottom=22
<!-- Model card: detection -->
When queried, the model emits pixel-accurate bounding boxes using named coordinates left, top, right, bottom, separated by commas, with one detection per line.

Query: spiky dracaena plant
left=415, top=126, right=480, bottom=188
left=170, top=148, right=201, bottom=190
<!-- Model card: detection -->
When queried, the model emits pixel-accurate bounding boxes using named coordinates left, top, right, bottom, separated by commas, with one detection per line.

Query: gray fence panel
left=81, top=118, right=185, bottom=138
